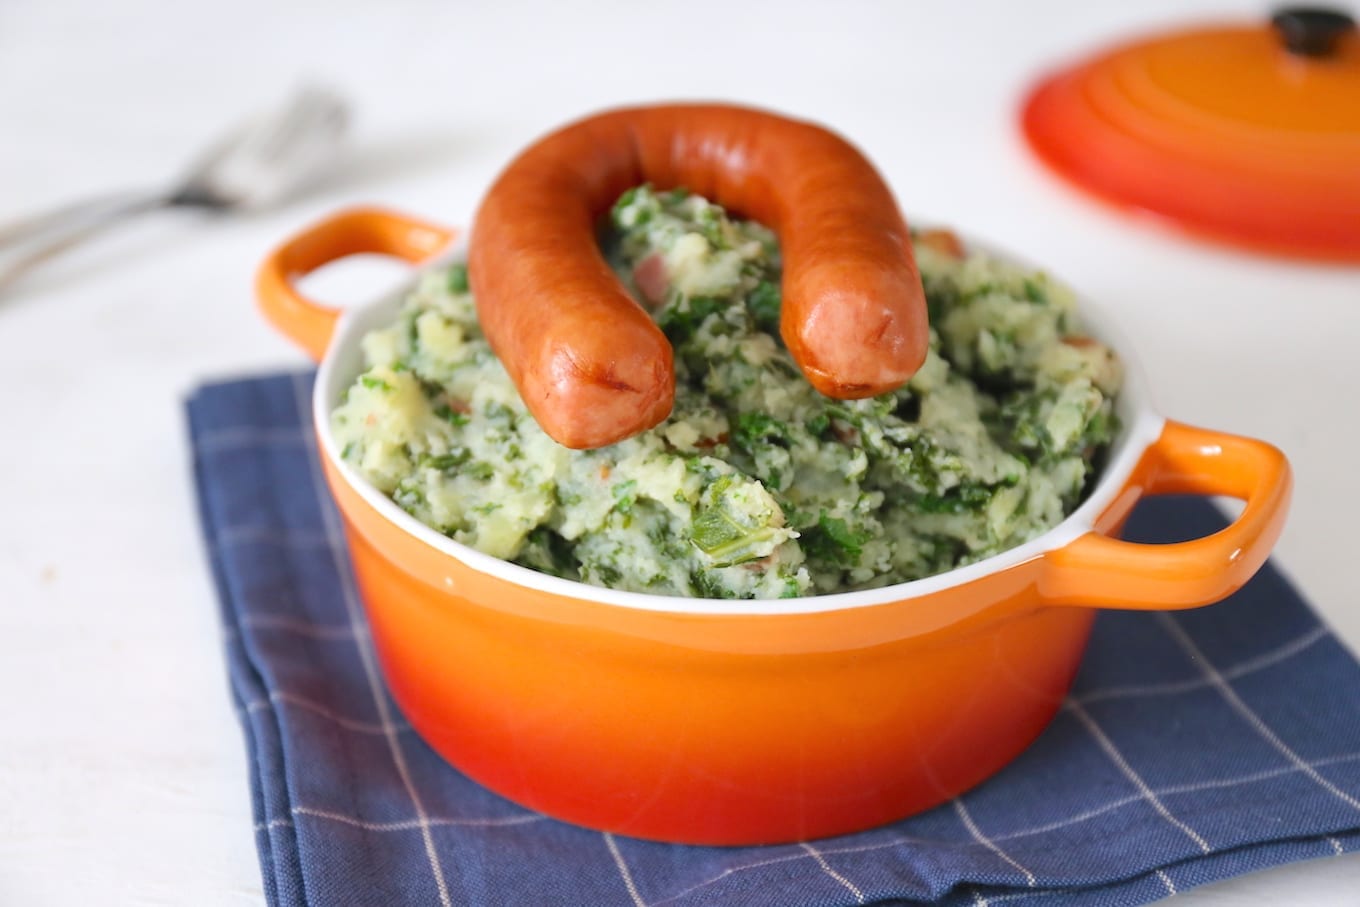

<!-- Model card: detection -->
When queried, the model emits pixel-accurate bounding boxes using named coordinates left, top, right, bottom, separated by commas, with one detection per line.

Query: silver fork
left=0, top=85, right=351, bottom=293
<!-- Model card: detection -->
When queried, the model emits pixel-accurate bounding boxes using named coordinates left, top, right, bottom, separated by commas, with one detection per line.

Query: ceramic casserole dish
left=255, top=206, right=1291, bottom=846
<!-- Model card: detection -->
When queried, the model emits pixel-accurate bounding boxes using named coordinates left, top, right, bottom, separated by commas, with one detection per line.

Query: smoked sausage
left=469, top=103, right=929, bottom=449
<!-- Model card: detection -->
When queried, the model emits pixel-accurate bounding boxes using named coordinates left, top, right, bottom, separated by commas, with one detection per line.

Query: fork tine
left=251, top=87, right=350, bottom=166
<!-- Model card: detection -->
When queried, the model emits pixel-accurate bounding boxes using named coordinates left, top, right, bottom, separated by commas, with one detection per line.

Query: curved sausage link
left=469, top=103, right=929, bottom=450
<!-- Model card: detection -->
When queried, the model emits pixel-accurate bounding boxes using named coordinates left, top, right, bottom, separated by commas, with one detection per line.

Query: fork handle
left=0, top=191, right=160, bottom=248
left=0, top=192, right=167, bottom=294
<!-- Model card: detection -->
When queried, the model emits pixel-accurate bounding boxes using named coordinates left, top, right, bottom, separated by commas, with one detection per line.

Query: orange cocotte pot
left=256, top=207, right=1292, bottom=845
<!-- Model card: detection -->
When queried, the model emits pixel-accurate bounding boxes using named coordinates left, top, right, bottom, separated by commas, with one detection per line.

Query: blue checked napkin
left=190, top=371, right=1360, bottom=907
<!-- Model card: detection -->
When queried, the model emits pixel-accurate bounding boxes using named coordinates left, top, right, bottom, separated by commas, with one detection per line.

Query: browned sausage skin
left=469, top=103, right=929, bottom=450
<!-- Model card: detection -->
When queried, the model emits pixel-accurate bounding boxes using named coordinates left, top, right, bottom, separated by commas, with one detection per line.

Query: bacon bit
left=695, top=432, right=729, bottom=450
left=364, top=413, right=379, bottom=426
left=633, top=253, right=670, bottom=308
left=830, top=420, right=860, bottom=446
left=1061, top=335, right=1099, bottom=349
left=918, top=228, right=965, bottom=259
left=742, top=554, right=777, bottom=572
left=444, top=397, right=472, bottom=413
left=599, top=463, right=612, bottom=480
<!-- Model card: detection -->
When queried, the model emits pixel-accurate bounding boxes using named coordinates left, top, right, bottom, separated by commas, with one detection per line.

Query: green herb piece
left=1081, top=408, right=1119, bottom=448
left=962, top=281, right=999, bottom=302
left=732, top=411, right=789, bottom=451
left=612, top=479, right=638, bottom=514
left=446, top=264, right=470, bottom=294
left=688, top=475, right=786, bottom=567
left=690, top=569, right=726, bottom=599
left=406, top=314, right=422, bottom=355
left=434, top=403, right=470, bottom=427
left=360, top=375, right=392, bottom=392
left=693, top=206, right=723, bottom=247
left=749, top=280, right=781, bottom=333
left=515, top=528, right=578, bottom=577
left=657, top=295, right=726, bottom=343
left=393, top=480, right=427, bottom=512
left=483, top=401, right=516, bottom=422
left=690, top=508, right=746, bottom=555
left=802, top=512, right=870, bottom=567
left=421, top=450, right=470, bottom=472
left=914, top=484, right=993, bottom=514
left=611, top=185, right=639, bottom=218
left=589, top=562, right=623, bottom=586
left=465, top=462, right=495, bottom=481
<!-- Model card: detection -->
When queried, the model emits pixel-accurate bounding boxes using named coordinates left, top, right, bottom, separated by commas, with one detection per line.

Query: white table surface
left=2, top=0, right=1358, bottom=903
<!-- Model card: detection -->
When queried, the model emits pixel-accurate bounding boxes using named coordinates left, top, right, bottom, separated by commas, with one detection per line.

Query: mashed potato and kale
left=332, top=187, right=1121, bottom=598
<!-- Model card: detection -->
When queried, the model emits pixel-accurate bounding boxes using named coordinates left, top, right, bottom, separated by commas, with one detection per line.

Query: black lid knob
left=1271, top=6, right=1356, bottom=57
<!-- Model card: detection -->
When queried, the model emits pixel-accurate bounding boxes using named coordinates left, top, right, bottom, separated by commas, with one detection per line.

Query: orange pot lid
left=1021, top=7, right=1360, bottom=261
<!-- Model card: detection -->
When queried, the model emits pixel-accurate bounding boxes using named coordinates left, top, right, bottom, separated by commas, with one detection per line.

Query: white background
left=2, top=0, right=1358, bottom=903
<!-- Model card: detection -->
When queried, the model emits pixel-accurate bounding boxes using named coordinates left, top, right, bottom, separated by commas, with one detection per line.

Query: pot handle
left=1042, top=420, right=1292, bottom=610
left=256, top=207, right=457, bottom=362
